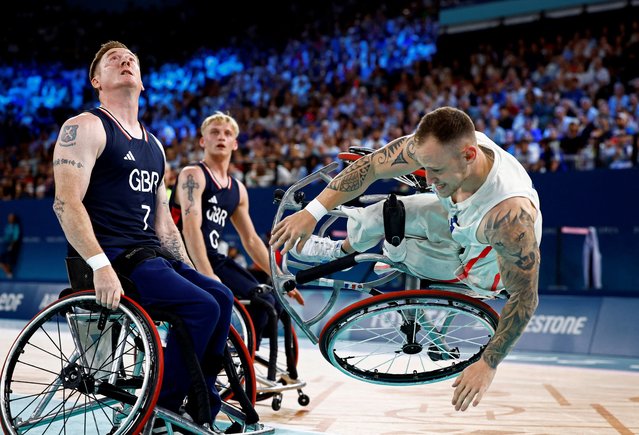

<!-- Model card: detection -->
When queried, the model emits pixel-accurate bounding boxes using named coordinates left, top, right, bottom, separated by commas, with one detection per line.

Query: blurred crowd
left=1, top=3, right=638, bottom=200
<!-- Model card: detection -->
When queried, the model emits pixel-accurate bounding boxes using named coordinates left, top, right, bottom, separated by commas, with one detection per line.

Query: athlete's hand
left=93, top=266, right=125, bottom=310
left=451, top=358, right=496, bottom=411
left=286, top=288, right=305, bottom=305
left=269, top=210, right=317, bottom=255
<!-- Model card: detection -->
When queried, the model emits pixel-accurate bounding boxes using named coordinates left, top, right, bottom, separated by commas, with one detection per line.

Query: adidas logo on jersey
left=208, top=196, right=218, bottom=204
left=123, top=151, right=136, bottom=161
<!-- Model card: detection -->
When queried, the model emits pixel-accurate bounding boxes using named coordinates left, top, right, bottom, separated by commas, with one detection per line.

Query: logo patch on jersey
left=124, top=151, right=136, bottom=161
left=449, top=215, right=458, bottom=233
left=208, top=196, right=218, bottom=204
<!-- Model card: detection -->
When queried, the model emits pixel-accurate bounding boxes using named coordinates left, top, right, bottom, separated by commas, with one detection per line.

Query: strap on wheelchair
left=111, top=246, right=176, bottom=278
left=64, top=246, right=175, bottom=298
left=383, top=193, right=407, bottom=262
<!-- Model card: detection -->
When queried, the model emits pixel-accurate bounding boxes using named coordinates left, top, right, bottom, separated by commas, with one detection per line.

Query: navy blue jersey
left=83, top=107, right=165, bottom=249
left=170, top=162, right=240, bottom=255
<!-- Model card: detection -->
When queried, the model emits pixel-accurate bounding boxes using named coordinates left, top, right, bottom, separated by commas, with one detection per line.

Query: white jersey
left=440, top=132, right=542, bottom=294
left=343, top=131, right=542, bottom=296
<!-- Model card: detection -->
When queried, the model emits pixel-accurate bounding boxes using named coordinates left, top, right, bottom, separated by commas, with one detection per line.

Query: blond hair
left=200, top=112, right=239, bottom=138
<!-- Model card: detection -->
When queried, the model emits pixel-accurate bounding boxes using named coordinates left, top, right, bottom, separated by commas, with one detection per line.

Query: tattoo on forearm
left=482, top=205, right=540, bottom=368
left=328, top=155, right=371, bottom=192
left=53, top=158, right=84, bottom=169
left=159, top=233, right=188, bottom=263
left=53, top=196, right=65, bottom=222
left=60, top=125, right=79, bottom=147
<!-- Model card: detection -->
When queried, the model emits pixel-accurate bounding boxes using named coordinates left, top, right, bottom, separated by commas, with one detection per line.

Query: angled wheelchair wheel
left=319, top=290, right=499, bottom=385
left=217, top=326, right=257, bottom=405
left=231, top=299, right=256, bottom=358
left=0, top=291, right=163, bottom=434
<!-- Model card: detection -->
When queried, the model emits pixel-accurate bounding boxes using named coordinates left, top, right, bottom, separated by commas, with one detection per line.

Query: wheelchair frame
left=0, top=290, right=273, bottom=434
left=232, top=292, right=310, bottom=411
left=268, top=160, right=504, bottom=386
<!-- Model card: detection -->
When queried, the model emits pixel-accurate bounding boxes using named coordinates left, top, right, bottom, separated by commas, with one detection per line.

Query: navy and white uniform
left=83, top=107, right=233, bottom=416
left=171, top=161, right=281, bottom=346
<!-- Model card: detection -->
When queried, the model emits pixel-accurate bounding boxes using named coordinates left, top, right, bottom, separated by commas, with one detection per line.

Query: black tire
left=0, top=291, right=163, bottom=434
left=319, top=290, right=499, bottom=385
left=217, top=326, right=257, bottom=405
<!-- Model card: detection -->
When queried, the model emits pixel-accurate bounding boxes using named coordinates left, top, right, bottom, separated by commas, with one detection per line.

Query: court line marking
left=591, top=403, right=634, bottom=435
left=543, top=384, right=570, bottom=406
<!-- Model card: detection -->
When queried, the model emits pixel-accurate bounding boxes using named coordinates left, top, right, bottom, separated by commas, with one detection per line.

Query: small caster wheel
left=298, top=394, right=310, bottom=406
left=272, top=396, right=282, bottom=411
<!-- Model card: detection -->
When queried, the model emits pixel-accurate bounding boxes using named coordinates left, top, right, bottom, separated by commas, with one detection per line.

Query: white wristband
left=86, top=253, right=111, bottom=271
left=305, top=199, right=328, bottom=221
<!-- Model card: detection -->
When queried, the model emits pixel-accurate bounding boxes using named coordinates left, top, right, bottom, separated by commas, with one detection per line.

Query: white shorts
left=342, top=193, right=503, bottom=296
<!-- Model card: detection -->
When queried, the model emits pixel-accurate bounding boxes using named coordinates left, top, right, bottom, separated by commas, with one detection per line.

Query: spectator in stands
left=0, top=212, right=21, bottom=279
left=560, top=121, right=588, bottom=169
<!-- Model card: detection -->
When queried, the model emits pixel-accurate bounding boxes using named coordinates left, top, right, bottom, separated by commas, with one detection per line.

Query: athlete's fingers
left=452, top=372, right=463, bottom=387
left=452, top=382, right=471, bottom=409
left=473, top=389, right=485, bottom=407
left=460, top=388, right=476, bottom=411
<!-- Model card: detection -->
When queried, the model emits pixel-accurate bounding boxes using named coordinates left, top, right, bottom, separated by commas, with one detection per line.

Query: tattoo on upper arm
left=53, top=158, right=84, bottom=169
left=53, top=196, right=65, bottom=222
left=481, top=205, right=540, bottom=368
left=328, top=155, right=371, bottom=192
left=60, top=125, right=79, bottom=147
left=405, top=139, right=418, bottom=161
left=484, top=208, right=538, bottom=271
left=373, top=136, right=415, bottom=168
left=181, top=174, right=199, bottom=215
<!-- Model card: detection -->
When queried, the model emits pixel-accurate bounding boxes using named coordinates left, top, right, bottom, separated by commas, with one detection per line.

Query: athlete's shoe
left=290, top=235, right=345, bottom=263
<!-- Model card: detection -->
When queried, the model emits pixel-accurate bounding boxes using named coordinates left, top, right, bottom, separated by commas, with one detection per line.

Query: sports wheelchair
left=0, top=257, right=273, bottom=434
left=230, top=286, right=309, bottom=411
left=269, top=149, right=504, bottom=386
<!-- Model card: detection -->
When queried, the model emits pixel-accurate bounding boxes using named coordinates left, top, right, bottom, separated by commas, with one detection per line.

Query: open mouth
left=121, top=70, right=133, bottom=76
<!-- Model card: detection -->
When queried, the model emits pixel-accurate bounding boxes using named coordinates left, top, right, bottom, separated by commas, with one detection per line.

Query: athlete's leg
left=170, top=261, right=234, bottom=418
left=210, top=254, right=280, bottom=347
left=129, top=257, right=227, bottom=415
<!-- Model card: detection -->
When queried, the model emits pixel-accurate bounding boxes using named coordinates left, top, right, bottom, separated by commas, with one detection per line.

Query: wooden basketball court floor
left=256, top=340, right=639, bottom=435
left=0, top=320, right=637, bottom=434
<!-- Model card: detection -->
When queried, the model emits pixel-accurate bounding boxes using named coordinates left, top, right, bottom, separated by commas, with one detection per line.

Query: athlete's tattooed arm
left=450, top=197, right=540, bottom=412
left=181, top=174, right=199, bottom=216
left=155, top=180, right=195, bottom=268
left=481, top=197, right=540, bottom=368
left=271, top=134, right=421, bottom=254
left=174, top=166, right=219, bottom=278
left=53, top=114, right=125, bottom=309
left=327, top=134, right=420, bottom=194
left=53, top=158, right=84, bottom=169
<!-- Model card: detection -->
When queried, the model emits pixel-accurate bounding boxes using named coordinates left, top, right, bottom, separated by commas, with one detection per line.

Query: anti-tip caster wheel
left=271, top=395, right=282, bottom=411
left=297, top=393, right=310, bottom=406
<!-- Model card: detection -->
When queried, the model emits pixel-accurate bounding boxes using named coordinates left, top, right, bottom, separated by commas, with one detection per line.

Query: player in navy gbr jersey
left=169, top=112, right=304, bottom=348
left=52, top=41, right=233, bottom=428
